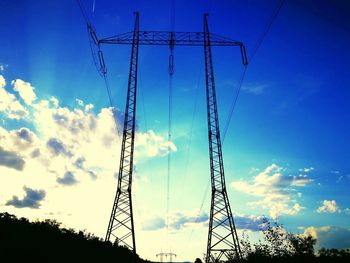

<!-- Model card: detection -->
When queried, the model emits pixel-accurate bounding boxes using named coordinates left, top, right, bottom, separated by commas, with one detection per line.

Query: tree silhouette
left=2, top=213, right=350, bottom=263
left=238, top=219, right=350, bottom=263
left=0, top=212, right=150, bottom=262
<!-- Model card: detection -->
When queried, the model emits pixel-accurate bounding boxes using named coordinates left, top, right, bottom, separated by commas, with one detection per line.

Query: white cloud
left=0, top=75, right=176, bottom=240
left=76, top=98, right=84, bottom=107
left=231, top=164, right=312, bottom=219
left=302, top=226, right=350, bottom=249
left=317, top=200, right=340, bottom=213
left=142, top=215, right=166, bottom=231
left=136, top=130, right=177, bottom=158
left=140, top=210, right=208, bottom=232
left=0, top=75, right=29, bottom=119
left=234, top=213, right=268, bottom=231
left=12, top=79, right=37, bottom=105
left=50, top=96, right=59, bottom=108
left=298, top=167, right=314, bottom=173
left=6, top=186, right=46, bottom=209
left=241, top=83, right=267, bottom=95
left=336, top=176, right=344, bottom=183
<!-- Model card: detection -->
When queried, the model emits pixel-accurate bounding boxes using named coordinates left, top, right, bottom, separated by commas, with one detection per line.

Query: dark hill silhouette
left=0, top=212, right=151, bottom=262
left=1, top=213, right=349, bottom=263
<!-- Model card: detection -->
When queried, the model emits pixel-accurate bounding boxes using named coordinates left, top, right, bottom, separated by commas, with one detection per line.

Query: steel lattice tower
left=204, top=14, right=242, bottom=263
left=85, top=11, right=248, bottom=257
left=105, top=12, right=139, bottom=253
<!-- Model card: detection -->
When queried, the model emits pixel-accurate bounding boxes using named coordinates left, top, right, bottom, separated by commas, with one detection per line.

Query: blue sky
left=1, top=0, right=350, bottom=261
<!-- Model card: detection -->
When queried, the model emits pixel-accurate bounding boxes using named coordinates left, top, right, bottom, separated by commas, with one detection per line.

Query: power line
left=222, top=65, right=247, bottom=142
left=250, top=0, right=286, bottom=62
left=188, top=178, right=210, bottom=243
left=77, top=0, right=122, bottom=138
left=183, top=66, right=202, bottom=185
left=76, top=0, right=90, bottom=25
left=222, top=0, right=286, bottom=143
left=166, top=0, right=176, bottom=250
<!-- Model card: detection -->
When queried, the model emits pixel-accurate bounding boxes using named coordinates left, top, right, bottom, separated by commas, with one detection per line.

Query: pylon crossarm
left=99, top=31, right=243, bottom=47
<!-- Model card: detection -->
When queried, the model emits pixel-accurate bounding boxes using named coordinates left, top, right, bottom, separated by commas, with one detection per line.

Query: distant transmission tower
left=156, top=252, right=177, bottom=263
left=83, top=10, right=247, bottom=259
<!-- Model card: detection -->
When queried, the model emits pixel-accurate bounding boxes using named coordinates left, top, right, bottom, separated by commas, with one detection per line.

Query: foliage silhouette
left=0, top=212, right=151, bottom=262
left=2, top=213, right=349, bottom=263
left=238, top=219, right=350, bottom=263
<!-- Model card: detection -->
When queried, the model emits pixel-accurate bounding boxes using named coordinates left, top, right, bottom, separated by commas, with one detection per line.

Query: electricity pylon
left=86, top=12, right=248, bottom=258
left=104, top=12, right=139, bottom=253
left=156, top=252, right=177, bottom=263
left=203, top=14, right=242, bottom=263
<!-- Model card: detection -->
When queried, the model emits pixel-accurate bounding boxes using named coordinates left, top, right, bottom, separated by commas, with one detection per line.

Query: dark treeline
left=0, top=212, right=151, bottom=262
left=1, top=213, right=349, bottom=262
left=236, top=220, right=350, bottom=263
left=195, top=220, right=350, bottom=263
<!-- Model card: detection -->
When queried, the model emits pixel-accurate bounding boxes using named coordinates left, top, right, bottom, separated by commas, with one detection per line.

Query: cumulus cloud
left=299, top=167, right=314, bottom=173
left=142, top=216, right=166, bottom=231
left=141, top=210, right=209, bottom=232
left=47, top=138, right=72, bottom=157
left=0, top=75, right=176, bottom=238
left=302, top=226, right=350, bottom=249
left=76, top=98, right=84, bottom=107
left=136, top=130, right=177, bottom=158
left=6, top=187, right=46, bottom=209
left=57, top=171, right=78, bottom=186
left=0, top=75, right=28, bottom=119
left=317, top=200, right=340, bottom=213
left=231, top=164, right=312, bottom=218
left=234, top=214, right=268, bottom=231
left=0, top=75, right=174, bottom=179
left=0, top=147, right=25, bottom=171
left=12, top=79, right=37, bottom=105
left=169, top=211, right=208, bottom=230
left=141, top=212, right=268, bottom=232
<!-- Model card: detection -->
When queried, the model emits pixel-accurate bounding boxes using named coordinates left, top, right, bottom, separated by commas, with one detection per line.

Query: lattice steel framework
left=90, top=12, right=248, bottom=256
left=203, top=14, right=242, bottom=263
left=105, top=12, right=139, bottom=253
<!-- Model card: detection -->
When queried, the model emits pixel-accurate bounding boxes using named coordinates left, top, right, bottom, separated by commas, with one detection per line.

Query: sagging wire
left=77, top=0, right=121, bottom=138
